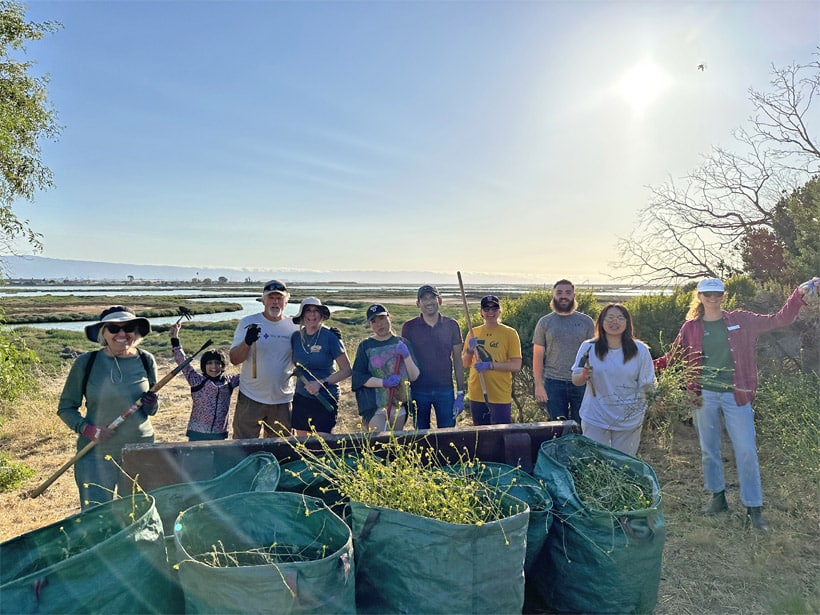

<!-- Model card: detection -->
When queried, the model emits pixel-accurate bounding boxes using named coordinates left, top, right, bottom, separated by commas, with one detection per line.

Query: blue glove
left=382, top=374, right=401, bottom=388
left=474, top=361, right=493, bottom=373
left=467, top=337, right=478, bottom=352
left=395, top=341, right=410, bottom=359
left=452, top=391, right=465, bottom=419
left=141, top=391, right=158, bottom=415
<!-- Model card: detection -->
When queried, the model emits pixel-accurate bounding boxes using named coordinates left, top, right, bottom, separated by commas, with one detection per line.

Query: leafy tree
left=617, top=58, right=819, bottom=284
left=0, top=0, right=61, bottom=259
left=739, top=176, right=820, bottom=285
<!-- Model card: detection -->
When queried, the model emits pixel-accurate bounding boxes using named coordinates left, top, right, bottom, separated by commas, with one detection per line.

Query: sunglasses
left=701, top=291, right=724, bottom=298
left=106, top=322, right=138, bottom=334
left=263, top=281, right=287, bottom=293
left=482, top=305, right=500, bottom=312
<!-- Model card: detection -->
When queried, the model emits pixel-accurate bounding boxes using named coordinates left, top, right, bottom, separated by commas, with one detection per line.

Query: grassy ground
left=1, top=297, right=818, bottom=613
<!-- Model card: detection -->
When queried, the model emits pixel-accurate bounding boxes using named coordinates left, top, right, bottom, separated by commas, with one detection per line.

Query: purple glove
left=382, top=374, right=401, bottom=388
left=467, top=337, right=478, bottom=353
left=141, top=391, right=158, bottom=415
left=474, top=361, right=493, bottom=373
left=81, top=422, right=115, bottom=443
left=395, top=341, right=410, bottom=359
left=452, top=391, right=465, bottom=419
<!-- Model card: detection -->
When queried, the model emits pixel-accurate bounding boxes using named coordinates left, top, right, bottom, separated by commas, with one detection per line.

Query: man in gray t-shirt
left=532, top=279, right=594, bottom=422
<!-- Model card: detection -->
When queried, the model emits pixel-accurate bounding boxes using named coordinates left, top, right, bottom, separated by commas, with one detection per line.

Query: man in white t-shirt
left=229, top=279, right=298, bottom=438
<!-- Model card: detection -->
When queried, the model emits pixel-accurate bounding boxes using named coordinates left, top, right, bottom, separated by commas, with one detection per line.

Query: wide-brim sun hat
left=696, top=278, right=725, bottom=293
left=293, top=296, right=331, bottom=324
left=84, top=306, right=151, bottom=343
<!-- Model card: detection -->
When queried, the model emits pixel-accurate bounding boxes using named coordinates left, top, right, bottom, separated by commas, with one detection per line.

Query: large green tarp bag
left=149, top=451, right=281, bottom=532
left=174, top=491, right=355, bottom=614
left=445, top=461, right=553, bottom=573
left=349, top=493, right=530, bottom=614
left=277, top=455, right=357, bottom=514
left=532, top=434, right=665, bottom=614
left=0, top=494, right=176, bottom=614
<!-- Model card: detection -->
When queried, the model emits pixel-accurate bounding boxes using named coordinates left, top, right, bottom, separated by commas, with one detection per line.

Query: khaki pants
left=232, top=391, right=292, bottom=439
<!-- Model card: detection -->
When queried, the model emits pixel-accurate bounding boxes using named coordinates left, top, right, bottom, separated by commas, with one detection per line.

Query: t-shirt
left=532, top=311, right=595, bottom=381
left=464, top=323, right=522, bottom=404
left=231, top=313, right=299, bottom=404
left=291, top=327, right=345, bottom=401
left=572, top=340, right=655, bottom=431
left=401, top=314, right=462, bottom=391
left=351, top=335, right=415, bottom=416
left=701, top=319, right=734, bottom=392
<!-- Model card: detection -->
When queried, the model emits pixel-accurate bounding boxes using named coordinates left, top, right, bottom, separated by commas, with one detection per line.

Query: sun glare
left=615, top=59, right=672, bottom=116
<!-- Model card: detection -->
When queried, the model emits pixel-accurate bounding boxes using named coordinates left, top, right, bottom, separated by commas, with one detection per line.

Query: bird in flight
left=697, top=63, right=707, bottom=71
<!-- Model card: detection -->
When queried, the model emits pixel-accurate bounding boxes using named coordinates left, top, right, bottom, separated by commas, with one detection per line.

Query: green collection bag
left=349, top=493, right=529, bottom=615
left=446, top=461, right=553, bottom=573
left=149, top=451, right=281, bottom=533
left=174, top=491, right=355, bottom=614
left=532, top=434, right=665, bottom=614
left=0, top=495, right=177, bottom=614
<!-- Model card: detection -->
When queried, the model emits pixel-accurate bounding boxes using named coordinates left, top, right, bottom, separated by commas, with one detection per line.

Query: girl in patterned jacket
left=170, top=322, right=240, bottom=440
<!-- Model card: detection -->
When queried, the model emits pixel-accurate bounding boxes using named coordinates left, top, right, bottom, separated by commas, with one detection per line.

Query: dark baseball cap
left=262, top=279, right=288, bottom=296
left=417, top=284, right=440, bottom=299
left=480, top=295, right=500, bottom=309
left=366, top=304, right=389, bottom=322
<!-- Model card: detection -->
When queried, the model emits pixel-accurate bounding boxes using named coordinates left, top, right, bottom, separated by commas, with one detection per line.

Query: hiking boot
left=746, top=507, right=770, bottom=531
left=700, top=491, right=729, bottom=515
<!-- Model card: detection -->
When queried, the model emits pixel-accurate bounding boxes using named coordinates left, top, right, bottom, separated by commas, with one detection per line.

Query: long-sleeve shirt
left=174, top=345, right=240, bottom=436
left=655, top=288, right=806, bottom=406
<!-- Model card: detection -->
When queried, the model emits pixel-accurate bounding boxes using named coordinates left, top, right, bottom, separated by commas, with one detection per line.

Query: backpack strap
left=81, top=348, right=152, bottom=398
left=81, top=350, right=99, bottom=400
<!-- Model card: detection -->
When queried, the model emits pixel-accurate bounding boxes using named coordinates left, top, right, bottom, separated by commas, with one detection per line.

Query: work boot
left=700, top=490, right=729, bottom=515
left=746, top=507, right=770, bottom=531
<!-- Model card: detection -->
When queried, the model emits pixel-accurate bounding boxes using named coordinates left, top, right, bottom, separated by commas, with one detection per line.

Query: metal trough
left=122, top=421, right=578, bottom=490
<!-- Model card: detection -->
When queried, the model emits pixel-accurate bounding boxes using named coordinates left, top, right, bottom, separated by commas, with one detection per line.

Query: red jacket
left=654, top=288, right=806, bottom=406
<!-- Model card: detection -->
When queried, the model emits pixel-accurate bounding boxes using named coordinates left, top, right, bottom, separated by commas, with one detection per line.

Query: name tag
left=727, top=325, right=740, bottom=331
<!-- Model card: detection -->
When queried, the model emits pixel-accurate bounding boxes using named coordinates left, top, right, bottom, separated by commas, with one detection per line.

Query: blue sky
left=14, top=0, right=820, bottom=284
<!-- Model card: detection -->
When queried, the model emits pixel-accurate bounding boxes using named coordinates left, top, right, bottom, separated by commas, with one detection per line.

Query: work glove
left=452, top=391, right=465, bottom=419
left=140, top=391, right=159, bottom=415
left=81, top=422, right=115, bottom=443
left=395, top=340, right=411, bottom=359
left=244, top=324, right=261, bottom=345
left=382, top=374, right=401, bottom=388
left=328, top=326, right=343, bottom=340
left=474, top=361, right=493, bottom=373
left=466, top=337, right=478, bottom=353
left=799, top=277, right=820, bottom=297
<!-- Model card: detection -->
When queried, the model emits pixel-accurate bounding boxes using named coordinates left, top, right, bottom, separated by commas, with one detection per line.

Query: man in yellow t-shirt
left=462, top=295, right=522, bottom=424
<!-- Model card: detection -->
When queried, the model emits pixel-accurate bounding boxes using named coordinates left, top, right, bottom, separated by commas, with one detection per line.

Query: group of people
left=58, top=275, right=818, bottom=532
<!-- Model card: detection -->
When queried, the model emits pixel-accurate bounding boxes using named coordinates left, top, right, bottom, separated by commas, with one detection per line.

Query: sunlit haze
left=10, top=1, right=819, bottom=284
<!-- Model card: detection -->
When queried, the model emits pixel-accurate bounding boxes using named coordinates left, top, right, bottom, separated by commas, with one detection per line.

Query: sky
left=12, top=0, right=820, bottom=284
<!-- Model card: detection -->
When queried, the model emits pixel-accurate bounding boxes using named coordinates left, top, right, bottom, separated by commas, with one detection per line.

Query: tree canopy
left=0, top=0, right=61, bottom=260
left=617, top=57, right=819, bottom=285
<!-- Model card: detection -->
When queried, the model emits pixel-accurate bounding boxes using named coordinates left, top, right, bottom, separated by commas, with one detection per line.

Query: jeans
left=545, top=378, right=585, bottom=423
left=470, top=401, right=512, bottom=425
left=412, top=389, right=455, bottom=429
left=693, top=390, right=763, bottom=507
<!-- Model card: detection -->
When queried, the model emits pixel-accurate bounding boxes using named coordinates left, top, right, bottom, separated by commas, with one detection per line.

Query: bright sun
left=615, top=59, right=672, bottom=116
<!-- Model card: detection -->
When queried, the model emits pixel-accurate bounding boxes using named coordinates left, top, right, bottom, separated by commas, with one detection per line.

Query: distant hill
left=1, top=255, right=571, bottom=285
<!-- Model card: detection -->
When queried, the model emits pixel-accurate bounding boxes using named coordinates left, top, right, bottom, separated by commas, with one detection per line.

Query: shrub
left=0, top=327, right=41, bottom=416
left=0, top=454, right=35, bottom=492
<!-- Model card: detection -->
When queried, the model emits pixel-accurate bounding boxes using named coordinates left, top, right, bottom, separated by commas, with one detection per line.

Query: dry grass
left=1, top=363, right=818, bottom=614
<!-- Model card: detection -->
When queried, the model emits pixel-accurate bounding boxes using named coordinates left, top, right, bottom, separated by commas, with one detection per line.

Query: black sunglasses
left=106, top=322, right=138, bottom=334
left=482, top=305, right=500, bottom=311
left=264, top=281, right=287, bottom=292
left=701, top=291, right=724, bottom=298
